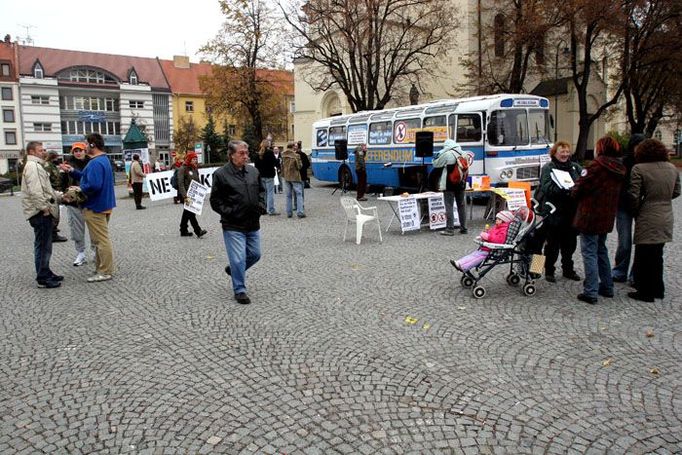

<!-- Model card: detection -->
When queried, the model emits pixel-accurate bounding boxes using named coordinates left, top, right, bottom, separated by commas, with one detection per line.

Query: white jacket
left=21, top=155, right=62, bottom=220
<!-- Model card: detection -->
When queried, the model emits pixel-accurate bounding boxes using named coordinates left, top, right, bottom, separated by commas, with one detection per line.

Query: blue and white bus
left=310, top=94, right=552, bottom=189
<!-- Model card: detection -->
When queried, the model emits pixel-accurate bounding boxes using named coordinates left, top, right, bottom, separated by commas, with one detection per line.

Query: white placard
left=398, top=198, right=420, bottom=232
left=347, top=124, right=368, bottom=145
left=428, top=194, right=447, bottom=230
left=145, top=167, right=220, bottom=201
left=184, top=180, right=209, bottom=215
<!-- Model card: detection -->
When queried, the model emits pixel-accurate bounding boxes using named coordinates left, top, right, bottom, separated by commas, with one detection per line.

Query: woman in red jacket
left=572, top=136, right=626, bottom=304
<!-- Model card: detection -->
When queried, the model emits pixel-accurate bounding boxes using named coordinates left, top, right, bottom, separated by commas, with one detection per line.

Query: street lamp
left=554, top=40, right=569, bottom=142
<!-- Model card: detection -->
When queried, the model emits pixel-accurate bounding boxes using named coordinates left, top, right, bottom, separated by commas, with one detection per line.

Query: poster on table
left=428, top=194, right=447, bottom=230
left=492, top=188, right=528, bottom=212
left=183, top=180, right=209, bottom=215
left=145, top=167, right=220, bottom=202
left=398, top=198, right=420, bottom=232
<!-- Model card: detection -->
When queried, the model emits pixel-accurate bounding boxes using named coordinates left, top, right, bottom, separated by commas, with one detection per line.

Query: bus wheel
left=339, top=166, right=353, bottom=191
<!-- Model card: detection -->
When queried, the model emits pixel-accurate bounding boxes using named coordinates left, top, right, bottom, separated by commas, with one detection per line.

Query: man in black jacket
left=210, top=140, right=266, bottom=305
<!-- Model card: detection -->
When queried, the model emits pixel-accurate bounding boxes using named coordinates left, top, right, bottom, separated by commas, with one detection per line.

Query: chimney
left=173, top=55, right=190, bottom=69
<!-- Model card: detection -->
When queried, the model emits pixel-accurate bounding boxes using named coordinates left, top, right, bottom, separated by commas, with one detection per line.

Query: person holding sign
left=210, top=141, right=267, bottom=305
left=533, top=141, right=582, bottom=283
left=177, top=152, right=207, bottom=238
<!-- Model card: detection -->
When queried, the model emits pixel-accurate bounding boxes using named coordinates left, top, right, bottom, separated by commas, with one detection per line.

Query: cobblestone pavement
left=1, top=179, right=681, bottom=454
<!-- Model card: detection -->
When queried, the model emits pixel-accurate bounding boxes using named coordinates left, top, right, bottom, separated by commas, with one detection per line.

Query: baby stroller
left=456, top=201, right=556, bottom=299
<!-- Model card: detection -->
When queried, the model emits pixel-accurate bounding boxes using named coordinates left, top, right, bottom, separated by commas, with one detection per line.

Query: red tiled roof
left=0, top=42, right=18, bottom=80
left=158, top=59, right=213, bottom=95
left=17, top=45, right=170, bottom=91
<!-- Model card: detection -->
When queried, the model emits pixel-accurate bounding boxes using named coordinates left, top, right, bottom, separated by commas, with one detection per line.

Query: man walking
left=210, top=141, right=266, bottom=305
left=64, top=133, right=116, bottom=282
left=281, top=142, right=305, bottom=218
left=21, top=141, right=70, bottom=288
left=129, top=154, right=146, bottom=210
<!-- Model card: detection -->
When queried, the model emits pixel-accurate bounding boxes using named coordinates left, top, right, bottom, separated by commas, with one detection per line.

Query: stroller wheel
left=523, top=283, right=537, bottom=296
left=460, top=275, right=475, bottom=288
left=506, top=273, right=521, bottom=286
left=472, top=285, right=486, bottom=299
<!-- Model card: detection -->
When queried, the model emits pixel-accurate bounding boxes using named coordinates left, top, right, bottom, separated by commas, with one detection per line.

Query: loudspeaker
left=415, top=131, right=434, bottom=158
left=334, top=139, right=348, bottom=160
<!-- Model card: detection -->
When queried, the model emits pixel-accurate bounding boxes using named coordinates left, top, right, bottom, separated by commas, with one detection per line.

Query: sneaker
left=440, top=229, right=455, bottom=236
left=545, top=274, right=556, bottom=283
left=598, top=290, right=614, bottom=298
left=234, top=292, right=251, bottom=305
left=287, top=213, right=293, bottom=218
left=297, top=213, right=307, bottom=218
left=52, top=235, right=68, bottom=243
left=627, top=291, right=654, bottom=302
left=563, top=271, right=582, bottom=281
left=180, top=232, right=193, bottom=237
left=87, top=273, right=112, bottom=283
left=459, top=228, right=468, bottom=234
left=37, top=280, right=61, bottom=289
left=268, top=212, right=280, bottom=216
left=49, top=274, right=64, bottom=282
left=73, top=252, right=87, bottom=267
left=224, top=265, right=231, bottom=276
left=577, top=293, right=598, bottom=304
left=196, top=229, right=208, bottom=238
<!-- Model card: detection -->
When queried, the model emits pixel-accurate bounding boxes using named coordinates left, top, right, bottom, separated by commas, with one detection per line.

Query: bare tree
left=282, top=0, right=459, bottom=112
left=201, top=0, right=289, bottom=144
left=461, top=0, right=558, bottom=95
left=621, top=0, right=681, bottom=136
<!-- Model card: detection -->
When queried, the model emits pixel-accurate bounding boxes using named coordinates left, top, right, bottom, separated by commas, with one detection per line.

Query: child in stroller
left=450, top=210, right=515, bottom=272
left=450, top=203, right=553, bottom=299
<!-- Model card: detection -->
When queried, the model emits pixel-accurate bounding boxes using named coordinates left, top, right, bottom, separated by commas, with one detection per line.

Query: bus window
left=423, top=115, right=447, bottom=142
left=456, top=114, right=482, bottom=143
left=393, top=118, right=421, bottom=144
left=529, top=109, right=550, bottom=144
left=316, top=128, right=328, bottom=147
left=487, top=110, right=529, bottom=146
left=329, top=126, right=347, bottom=144
left=369, top=121, right=393, bottom=145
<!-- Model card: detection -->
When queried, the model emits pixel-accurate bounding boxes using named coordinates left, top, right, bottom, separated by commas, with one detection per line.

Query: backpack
left=170, top=167, right=179, bottom=189
left=447, top=151, right=470, bottom=186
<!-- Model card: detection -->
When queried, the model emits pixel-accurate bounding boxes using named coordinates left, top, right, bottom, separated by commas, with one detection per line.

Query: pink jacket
left=479, top=222, right=510, bottom=244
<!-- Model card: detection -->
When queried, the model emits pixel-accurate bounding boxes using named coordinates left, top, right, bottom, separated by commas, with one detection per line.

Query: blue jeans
left=222, top=229, right=261, bottom=295
left=580, top=233, right=613, bottom=298
left=612, top=208, right=633, bottom=281
left=285, top=181, right=304, bottom=216
left=28, top=213, right=55, bottom=282
left=263, top=177, right=276, bottom=214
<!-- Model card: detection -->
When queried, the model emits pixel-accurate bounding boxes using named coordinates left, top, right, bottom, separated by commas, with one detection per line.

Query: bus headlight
left=499, top=169, right=514, bottom=180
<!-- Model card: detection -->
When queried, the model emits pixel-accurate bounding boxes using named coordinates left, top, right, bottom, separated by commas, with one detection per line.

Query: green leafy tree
left=174, top=116, right=200, bottom=156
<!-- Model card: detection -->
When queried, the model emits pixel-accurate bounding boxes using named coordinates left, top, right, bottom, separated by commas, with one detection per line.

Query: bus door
left=447, top=112, right=484, bottom=175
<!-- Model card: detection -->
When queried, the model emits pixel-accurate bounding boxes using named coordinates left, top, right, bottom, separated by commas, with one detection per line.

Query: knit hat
left=71, top=142, right=87, bottom=152
left=496, top=210, right=514, bottom=223
left=184, top=152, right=198, bottom=165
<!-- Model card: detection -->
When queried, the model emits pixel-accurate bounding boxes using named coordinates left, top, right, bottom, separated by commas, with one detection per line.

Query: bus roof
left=312, top=94, right=549, bottom=128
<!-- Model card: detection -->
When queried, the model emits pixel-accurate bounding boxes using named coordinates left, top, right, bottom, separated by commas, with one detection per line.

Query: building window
left=494, top=14, right=505, bottom=58
left=185, top=101, right=194, bottom=112
left=654, top=130, right=662, bottom=141
left=129, top=100, right=144, bottom=109
left=34, top=63, right=44, bottom=79
left=31, top=95, right=50, bottom=105
left=4, top=130, right=17, bottom=145
left=129, top=70, right=138, bottom=85
left=3, top=109, right=14, bottom=123
left=34, top=122, right=52, bottom=132
left=289, top=101, right=295, bottom=113
left=228, top=124, right=236, bottom=136
left=1, top=63, right=10, bottom=77
left=1, top=87, right=12, bottom=100
left=534, top=34, right=545, bottom=65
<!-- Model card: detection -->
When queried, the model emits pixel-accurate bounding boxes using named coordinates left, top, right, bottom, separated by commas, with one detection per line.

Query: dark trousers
left=633, top=243, right=665, bottom=298
left=443, top=187, right=467, bottom=230
left=180, top=209, right=201, bottom=234
left=544, top=224, right=578, bottom=275
left=29, top=214, right=54, bottom=282
left=356, top=168, right=367, bottom=199
left=132, top=182, right=143, bottom=207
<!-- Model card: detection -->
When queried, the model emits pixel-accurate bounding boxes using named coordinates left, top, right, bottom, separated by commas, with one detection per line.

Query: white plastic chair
left=340, top=197, right=383, bottom=245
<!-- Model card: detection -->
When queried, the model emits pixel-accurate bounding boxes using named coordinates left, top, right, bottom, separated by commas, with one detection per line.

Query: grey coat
left=628, top=162, right=681, bottom=244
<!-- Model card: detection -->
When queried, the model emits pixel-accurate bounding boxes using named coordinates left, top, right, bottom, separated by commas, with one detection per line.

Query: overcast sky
left=0, top=0, right=226, bottom=62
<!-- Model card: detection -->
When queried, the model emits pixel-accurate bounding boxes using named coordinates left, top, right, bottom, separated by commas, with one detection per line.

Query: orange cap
left=71, top=142, right=87, bottom=152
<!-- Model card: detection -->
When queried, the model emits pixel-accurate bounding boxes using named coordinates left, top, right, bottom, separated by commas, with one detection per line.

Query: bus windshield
left=488, top=109, right=548, bottom=146
left=529, top=109, right=550, bottom=145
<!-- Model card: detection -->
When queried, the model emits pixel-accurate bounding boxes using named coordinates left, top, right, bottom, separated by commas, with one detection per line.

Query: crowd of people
left=20, top=133, right=680, bottom=306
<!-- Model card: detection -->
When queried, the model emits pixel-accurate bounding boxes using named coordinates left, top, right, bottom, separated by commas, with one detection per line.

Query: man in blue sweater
left=63, top=133, right=116, bottom=282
